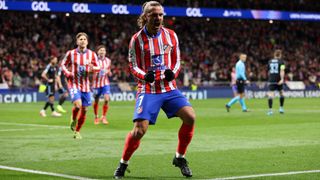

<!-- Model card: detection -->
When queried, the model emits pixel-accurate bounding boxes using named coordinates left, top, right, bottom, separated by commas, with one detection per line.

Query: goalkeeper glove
left=164, top=69, right=174, bottom=81
left=144, top=71, right=155, bottom=83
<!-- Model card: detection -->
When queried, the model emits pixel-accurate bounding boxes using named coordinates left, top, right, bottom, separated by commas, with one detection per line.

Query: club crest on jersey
left=163, top=44, right=172, bottom=54
left=137, top=106, right=143, bottom=114
left=152, top=54, right=162, bottom=65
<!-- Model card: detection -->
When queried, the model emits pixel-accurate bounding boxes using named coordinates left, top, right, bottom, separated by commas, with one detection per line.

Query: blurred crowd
left=0, top=12, right=319, bottom=90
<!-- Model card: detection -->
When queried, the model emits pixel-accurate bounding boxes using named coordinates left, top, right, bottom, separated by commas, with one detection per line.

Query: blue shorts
left=93, top=85, right=111, bottom=98
left=133, top=90, right=191, bottom=125
left=69, top=88, right=92, bottom=107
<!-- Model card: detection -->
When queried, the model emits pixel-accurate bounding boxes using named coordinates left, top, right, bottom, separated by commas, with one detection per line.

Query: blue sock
left=239, top=98, right=247, bottom=110
left=227, top=96, right=239, bottom=107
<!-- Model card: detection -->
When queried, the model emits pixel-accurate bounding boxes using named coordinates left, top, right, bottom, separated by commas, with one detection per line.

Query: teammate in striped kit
left=92, top=45, right=112, bottom=125
left=114, top=1, right=196, bottom=178
left=61, top=32, right=100, bottom=139
left=231, top=67, right=238, bottom=97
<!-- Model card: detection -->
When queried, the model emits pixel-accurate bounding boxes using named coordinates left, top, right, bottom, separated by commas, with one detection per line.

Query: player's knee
left=132, top=128, right=146, bottom=139
left=81, top=107, right=87, bottom=114
left=74, top=103, right=82, bottom=109
left=73, top=106, right=80, bottom=111
left=187, top=113, right=196, bottom=125
left=183, top=111, right=196, bottom=126
left=49, top=96, right=54, bottom=102
left=104, top=100, right=109, bottom=105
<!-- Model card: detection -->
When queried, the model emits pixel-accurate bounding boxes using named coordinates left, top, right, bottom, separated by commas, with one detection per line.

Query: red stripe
left=93, top=55, right=100, bottom=88
left=141, top=32, right=151, bottom=93
left=106, top=59, right=110, bottom=85
left=169, top=30, right=179, bottom=89
left=161, top=30, right=171, bottom=92
left=63, top=51, right=72, bottom=75
left=73, top=50, right=79, bottom=90
left=100, top=60, right=104, bottom=87
left=133, top=38, right=141, bottom=72
left=86, top=51, right=91, bottom=92
left=153, top=38, right=160, bottom=55
left=169, top=30, right=177, bottom=70
left=129, top=34, right=144, bottom=89
left=79, top=51, right=84, bottom=91
left=161, top=30, right=169, bottom=67
left=94, top=57, right=100, bottom=88
left=153, top=37, right=161, bottom=93
left=155, top=71, right=161, bottom=93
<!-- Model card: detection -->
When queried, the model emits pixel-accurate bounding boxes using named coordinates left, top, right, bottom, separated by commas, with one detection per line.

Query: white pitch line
left=0, top=165, right=96, bottom=180
left=0, top=127, right=67, bottom=132
left=0, top=122, right=68, bottom=128
left=209, top=169, right=320, bottom=180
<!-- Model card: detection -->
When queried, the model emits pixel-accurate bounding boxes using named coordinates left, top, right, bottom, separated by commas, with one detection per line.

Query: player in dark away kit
left=267, top=50, right=286, bottom=115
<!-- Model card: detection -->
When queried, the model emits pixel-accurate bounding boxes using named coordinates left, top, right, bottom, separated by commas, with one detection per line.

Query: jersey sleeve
left=91, top=52, right=100, bottom=72
left=170, top=32, right=181, bottom=78
left=106, top=58, right=111, bottom=74
left=61, top=51, right=72, bottom=77
left=128, top=36, right=146, bottom=80
left=43, top=64, right=50, bottom=74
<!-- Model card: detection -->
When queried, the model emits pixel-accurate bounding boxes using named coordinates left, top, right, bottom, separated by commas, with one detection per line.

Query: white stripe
left=0, top=122, right=68, bottom=128
left=158, top=33, right=166, bottom=92
left=137, top=35, right=145, bottom=71
left=164, top=30, right=172, bottom=68
left=70, top=50, right=76, bottom=90
left=0, top=165, right=96, bottom=180
left=208, top=169, right=320, bottom=180
left=0, top=127, right=67, bottom=132
left=148, top=37, right=156, bottom=94
left=131, top=36, right=146, bottom=77
left=172, top=32, right=181, bottom=74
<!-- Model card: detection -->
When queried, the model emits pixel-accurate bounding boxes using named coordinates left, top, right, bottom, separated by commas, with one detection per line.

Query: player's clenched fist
left=144, top=71, right=155, bottom=83
left=164, top=69, right=174, bottom=81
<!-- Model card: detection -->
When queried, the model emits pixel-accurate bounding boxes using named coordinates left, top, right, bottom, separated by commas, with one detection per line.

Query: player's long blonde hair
left=137, top=1, right=163, bottom=28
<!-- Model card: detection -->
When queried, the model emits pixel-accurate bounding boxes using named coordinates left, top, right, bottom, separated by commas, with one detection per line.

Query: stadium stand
left=12, top=0, right=320, bottom=12
left=0, top=11, right=319, bottom=90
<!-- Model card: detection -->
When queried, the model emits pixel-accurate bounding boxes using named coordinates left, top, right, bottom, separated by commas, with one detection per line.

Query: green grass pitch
left=0, top=98, right=319, bottom=179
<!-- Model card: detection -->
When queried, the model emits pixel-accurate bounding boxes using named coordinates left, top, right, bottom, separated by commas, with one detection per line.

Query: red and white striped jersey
left=61, top=48, right=99, bottom=92
left=129, top=26, right=181, bottom=94
left=93, top=57, right=111, bottom=88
